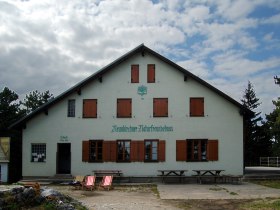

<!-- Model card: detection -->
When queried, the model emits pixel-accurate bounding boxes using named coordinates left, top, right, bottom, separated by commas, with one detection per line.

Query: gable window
left=147, top=64, right=155, bottom=83
left=190, top=97, right=204, bottom=117
left=144, top=140, right=158, bottom=162
left=83, top=99, right=97, bottom=118
left=117, top=140, right=130, bottom=162
left=67, top=99, right=75, bottom=117
left=153, top=98, right=168, bottom=117
left=176, top=139, right=218, bottom=162
left=131, top=64, right=139, bottom=83
left=117, top=98, right=132, bottom=118
left=89, top=140, right=103, bottom=162
left=31, top=143, right=46, bottom=162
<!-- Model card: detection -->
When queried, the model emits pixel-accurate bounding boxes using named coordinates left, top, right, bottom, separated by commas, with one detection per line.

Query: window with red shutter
left=147, top=64, right=155, bottom=83
left=83, top=99, right=97, bottom=118
left=131, top=65, right=139, bottom=83
left=117, top=140, right=131, bottom=162
left=131, top=141, right=144, bottom=162
left=190, top=98, right=204, bottom=117
left=207, top=140, right=219, bottom=161
left=144, top=140, right=158, bottom=162
left=117, top=98, right=132, bottom=118
left=176, top=140, right=187, bottom=161
left=158, top=140, right=165, bottom=162
left=153, top=98, right=168, bottom=117
left=89, top=140, right=103, bottom=162
left=82, top=141, right=89, bottom=162
left=103, top=141, right=117, bottom=162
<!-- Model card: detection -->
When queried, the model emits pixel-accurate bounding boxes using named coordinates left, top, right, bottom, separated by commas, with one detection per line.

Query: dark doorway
left=57, top=143, right=71, bottom=174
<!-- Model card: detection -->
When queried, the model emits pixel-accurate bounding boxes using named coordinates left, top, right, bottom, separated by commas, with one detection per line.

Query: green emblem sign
left=137, top=85, right=147, bottom=96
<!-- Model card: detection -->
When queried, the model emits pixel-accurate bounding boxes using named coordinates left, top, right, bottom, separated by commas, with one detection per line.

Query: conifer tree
left=241, top=81, right=263, bottom=165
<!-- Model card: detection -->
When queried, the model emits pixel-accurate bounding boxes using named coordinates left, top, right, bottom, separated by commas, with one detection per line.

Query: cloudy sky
left=0, top=0, right=279, bottom=117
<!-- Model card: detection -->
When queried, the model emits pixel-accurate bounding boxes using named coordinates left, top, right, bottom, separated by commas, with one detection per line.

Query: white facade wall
left=22, top=52, right=244, bottom=177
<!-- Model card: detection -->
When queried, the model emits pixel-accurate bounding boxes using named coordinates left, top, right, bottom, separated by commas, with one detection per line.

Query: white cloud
left=213, top=51, right=280, bottom=77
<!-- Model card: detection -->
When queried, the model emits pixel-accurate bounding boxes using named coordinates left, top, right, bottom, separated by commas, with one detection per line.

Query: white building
left=12, top=44, right=250, bottom=178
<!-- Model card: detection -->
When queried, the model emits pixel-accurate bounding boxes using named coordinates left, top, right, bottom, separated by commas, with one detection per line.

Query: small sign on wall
left=60, top=136, right=68, bottom=142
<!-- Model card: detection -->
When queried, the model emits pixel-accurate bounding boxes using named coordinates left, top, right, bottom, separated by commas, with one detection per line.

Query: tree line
left=0, top=77, right=279, bottom=166
left=0, top=87, right=53, bottom=131
left=242, top=78, right=280, bottom=165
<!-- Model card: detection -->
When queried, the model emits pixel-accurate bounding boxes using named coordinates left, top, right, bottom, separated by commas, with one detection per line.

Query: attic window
left=190, top=98, right=204, bottom=117
left=83, top=99, right=97, bottom=118
left=147, top=64, right=155, bottom=83
left=67, top=99, right=75, bottom=117
left=131, top=65, right=139, bottom=83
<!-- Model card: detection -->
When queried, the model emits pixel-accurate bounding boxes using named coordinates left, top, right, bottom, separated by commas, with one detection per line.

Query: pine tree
left=241, top=81, right=264, bottom=165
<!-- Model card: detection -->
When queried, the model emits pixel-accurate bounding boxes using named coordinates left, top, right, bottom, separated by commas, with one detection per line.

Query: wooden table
left=92, top=170, right=123, bottom=177
left=157, top=170, right=187, bottom=183
left=193, top=170, right=225, bottom=184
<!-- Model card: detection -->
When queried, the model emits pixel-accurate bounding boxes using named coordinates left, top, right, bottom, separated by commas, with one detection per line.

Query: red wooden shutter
left=82, top=140, right=89, bottom=162
left=131, top=141, right=144, bottom=161
left=176, top=140, right=187, bottom=161
left=130, top=141, right=138, bottom=161
left=83, top=99, right=97, bottom=118
left=153, top=98, right=168, bottom=117
left=131, top=65, right=139, bottom=83
left=190, top=98, right=204, bottom=117
left=207, top=140, right=218, bottom=161
left=103, top=141, right=117, bottom=162
left=117, top=99, right=132, bottom=118
left=158, top=140, right=165, bottom=162
left=147, top=64, right=155, bottom=83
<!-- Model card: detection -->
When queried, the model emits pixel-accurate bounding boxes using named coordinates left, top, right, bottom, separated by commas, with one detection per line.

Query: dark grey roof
left=10, top=44, right=251, bottom=129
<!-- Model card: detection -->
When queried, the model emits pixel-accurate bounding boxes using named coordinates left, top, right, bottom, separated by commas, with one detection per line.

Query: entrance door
left=57, top=143, right=71, bottom=174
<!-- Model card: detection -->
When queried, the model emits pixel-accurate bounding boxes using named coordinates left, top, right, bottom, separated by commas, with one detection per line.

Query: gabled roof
left=10, top=44, right=251, bottom=129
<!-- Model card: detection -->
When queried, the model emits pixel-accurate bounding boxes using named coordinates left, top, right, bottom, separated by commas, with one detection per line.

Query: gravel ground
left=51, top=185, right=181, bottom=210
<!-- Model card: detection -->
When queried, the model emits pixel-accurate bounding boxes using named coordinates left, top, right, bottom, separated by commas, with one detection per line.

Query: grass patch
left=151, top=185, right=160, bottom=198
left=209, top=187, right=223, bottom=191
left=229, top=192, right=238, bottom=195
left=251, top=180, right=280, bottom=189
left=242, top=198, right=280, bottom=209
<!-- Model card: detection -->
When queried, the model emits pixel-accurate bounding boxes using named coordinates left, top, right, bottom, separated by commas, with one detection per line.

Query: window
left=153, top=98, right=168, bottom=117
left=117, top=98, right=132, bottom=118
left=117, top=140, right=130, bottom=162
left=89, top=140, right=103, bottom=162
left=82, top=140, right=116, bottom=162
left=147, top=64, right=155, bottom=83
left=187, top=139, right=207, bottom=161
left=67, top=99, right=75, bottom=117
left=145, top=140, right=158, bottom=161
left=190, top=98, right=204, bottom=117
left=31, top=144, right=46, bottom=162
left=131, top=64, right=139, bottom=83
left=83, top=99, right=97, bottom=118
left=176, top=139, right=218, bottom=162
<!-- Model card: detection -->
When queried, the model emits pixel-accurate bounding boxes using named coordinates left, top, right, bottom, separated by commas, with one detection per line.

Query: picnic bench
left=193, top=170, right=225, bottom=184
left=157, top=170, right=188, bottom=183
left=92, top=170, right=123, bottom=177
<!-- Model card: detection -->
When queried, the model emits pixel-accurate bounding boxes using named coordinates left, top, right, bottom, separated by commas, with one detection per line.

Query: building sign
left=111, top=124, right=173, bottom=133
left=60, top=136, right=69, bottom=142
left=0, top=137, right=10, bottom=161
left=137, top=85, right=147, bottom=96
